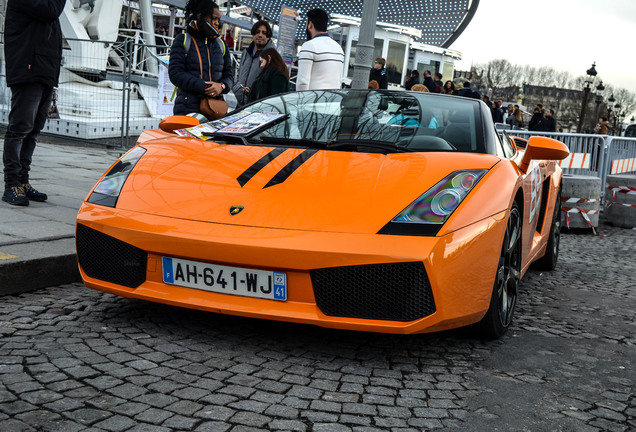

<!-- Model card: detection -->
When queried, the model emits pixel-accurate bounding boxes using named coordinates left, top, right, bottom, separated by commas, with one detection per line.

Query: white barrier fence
left=510, top=130, right=636, bottom=200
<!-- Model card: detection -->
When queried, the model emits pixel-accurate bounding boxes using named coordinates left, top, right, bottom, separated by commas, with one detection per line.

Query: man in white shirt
left=296, top=9, right=344, bottom=91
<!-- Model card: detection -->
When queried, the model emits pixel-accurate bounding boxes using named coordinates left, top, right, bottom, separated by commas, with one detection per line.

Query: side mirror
left=511, top=136, right=527, bottom=149
left=518, top=136, right=569, bottom=172
left=159, top=115, right=199, bottom=133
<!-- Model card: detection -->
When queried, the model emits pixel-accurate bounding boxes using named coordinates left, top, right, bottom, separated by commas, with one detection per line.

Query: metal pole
left=594, top=100, right=602, bottom=126
left=140, top=0, right=159, bottom=76
left=168, top=6, right=176, bottom=38
left=125, top=40, right=133, bottom=148
left=120, top=40, right=131, bottom=148
left=577, top=85, right=590, bottom=133
left=351, top=0, right=379, bottom=89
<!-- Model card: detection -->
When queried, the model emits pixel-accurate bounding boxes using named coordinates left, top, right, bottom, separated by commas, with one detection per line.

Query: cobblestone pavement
left=1, top=223, right=634, bottom=431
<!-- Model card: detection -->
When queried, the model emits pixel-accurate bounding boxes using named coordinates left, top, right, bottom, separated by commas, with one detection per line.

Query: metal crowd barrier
left=0, top=32, right=240, bottom=148
left=511, top=130, right=636, bottom=197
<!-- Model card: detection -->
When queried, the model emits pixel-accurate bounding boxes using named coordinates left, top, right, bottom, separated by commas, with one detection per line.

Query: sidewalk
left=0, top=141, right=123, bottom=295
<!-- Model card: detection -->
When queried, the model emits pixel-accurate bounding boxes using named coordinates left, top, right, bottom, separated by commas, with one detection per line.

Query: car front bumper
left=77, top=203, right=507, bottom=334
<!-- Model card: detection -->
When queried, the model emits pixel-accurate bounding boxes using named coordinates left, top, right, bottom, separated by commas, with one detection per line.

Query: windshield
left=237, top=90, right=484, bottom=153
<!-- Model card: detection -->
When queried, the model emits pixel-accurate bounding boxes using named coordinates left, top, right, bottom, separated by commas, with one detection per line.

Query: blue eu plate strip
left=163, top=257, right=174, bottom=284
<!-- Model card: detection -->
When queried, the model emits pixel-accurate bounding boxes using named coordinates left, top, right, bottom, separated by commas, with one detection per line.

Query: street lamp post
left=607, top=93, right=615, bottom=121
left=577, top=62, right=598, bottom=133
left=619, top=112, right=626, bottom=135
left=593, top=81, right=605, bottom=124
left=612, top=103, right=621, bottom=135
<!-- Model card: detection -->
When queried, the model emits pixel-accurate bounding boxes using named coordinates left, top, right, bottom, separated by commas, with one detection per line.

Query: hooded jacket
left=169, top=25, right=234, bottom=115
left=4, top=0, right=65, bottom=88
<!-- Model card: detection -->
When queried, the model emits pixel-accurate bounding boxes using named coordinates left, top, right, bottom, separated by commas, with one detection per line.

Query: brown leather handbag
left=200, top=97, right=228, bottom=121
left=192, top=36, right=228, bottom=121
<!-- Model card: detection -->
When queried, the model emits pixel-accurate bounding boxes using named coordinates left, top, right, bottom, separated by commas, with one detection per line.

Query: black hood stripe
left=264, top=149, right=318, bottom=189
left=237, top=147, right=286, bottom=187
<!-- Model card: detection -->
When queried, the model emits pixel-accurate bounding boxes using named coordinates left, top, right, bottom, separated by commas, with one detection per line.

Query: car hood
left=114, top=140, right=500, bottom=234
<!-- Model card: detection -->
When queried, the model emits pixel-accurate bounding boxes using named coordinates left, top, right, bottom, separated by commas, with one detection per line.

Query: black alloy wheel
left=476, top=201, right=522, bottom=339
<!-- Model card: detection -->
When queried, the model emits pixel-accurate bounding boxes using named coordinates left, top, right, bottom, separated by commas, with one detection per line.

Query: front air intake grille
left=76, top=224, right=147, bottom=288
left=311, top=262, right=435, bottom=322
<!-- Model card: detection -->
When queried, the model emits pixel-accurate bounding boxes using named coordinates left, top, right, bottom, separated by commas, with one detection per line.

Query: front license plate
left=162, top=256, right=287, bottom=301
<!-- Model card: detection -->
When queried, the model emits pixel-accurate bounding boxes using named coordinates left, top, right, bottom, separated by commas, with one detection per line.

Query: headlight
left=379, top=170, right=487, bottom=236
left=87, top=146, right=146, bottom=207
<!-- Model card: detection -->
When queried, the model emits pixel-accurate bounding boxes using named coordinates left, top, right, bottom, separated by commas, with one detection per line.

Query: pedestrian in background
left=222, top=28, right=234, bottom=50
left=168, top=0, right=233, bottom=116
left=514, top=105, right=524, bottom=128
left=443, top=80, right=457, bottom=95
left=247, top=48, right=290, bottom=103
left=543, top=108, right=557, bottom=132
left=506, top=106, right=524, bottom=128
left=369, top=57, right=388, bottom=90
left=432, top=72, right=444, bottom=93
left=594, top=116, right=610, bottom=134
left=404, top=70, right=420, bottom=90
left=491, top=99, right=504, bottom=123
left=528, top=107, right=545, bottom=131
left=422, top=70, right=434, bottom=91
left=2, top=0, right=65, bottom=206
left=502, top=104, right=514, bottom=124
left=232, top=20, right=275, bottom=107
left=296, top=8, right=344, bottom=90
left=410, top=84, right=429, bottom=92
left=457, top=81, right=480, bottom=99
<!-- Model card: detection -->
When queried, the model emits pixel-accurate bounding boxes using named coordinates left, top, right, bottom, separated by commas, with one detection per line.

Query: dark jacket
left=405, top=76, right=420, bottom=90
left=543, top=115, right=556, bottom=132
left=247, top=68, right=290, bottom=103
left=369, top=67, right=388, bottom=89
left=528, top=113, right=545, bottom=131
left=423, top=75, right=434, bottom=91
left=4, top=0, right=65, bottom=88
left=169, top=28, right=234, bottom=115
left=457, top=87, right=481, bottom=99
left=492, top=106, right=504, bottom=123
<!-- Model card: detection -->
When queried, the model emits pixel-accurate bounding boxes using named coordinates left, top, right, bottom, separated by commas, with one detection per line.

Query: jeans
left=3, top=83, right=54, bottom=188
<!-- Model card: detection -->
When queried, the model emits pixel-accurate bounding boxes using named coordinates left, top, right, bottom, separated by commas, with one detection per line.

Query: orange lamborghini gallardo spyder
left=76, top=90, right=568, bottom=338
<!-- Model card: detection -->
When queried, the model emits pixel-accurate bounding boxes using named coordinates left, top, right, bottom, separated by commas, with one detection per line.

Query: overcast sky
left=449, top=0, right=636, bottom=96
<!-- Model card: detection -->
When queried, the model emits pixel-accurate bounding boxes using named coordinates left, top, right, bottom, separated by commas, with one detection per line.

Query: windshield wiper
left=202, top=132, right=257, bottom=145
left=259, top=136, right=326, bottom=148
left=326, top=139, right=413, bottom=153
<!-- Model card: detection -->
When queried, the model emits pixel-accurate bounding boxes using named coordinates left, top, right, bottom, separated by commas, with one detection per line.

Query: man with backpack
left=168, top=0, right=233, bottom=117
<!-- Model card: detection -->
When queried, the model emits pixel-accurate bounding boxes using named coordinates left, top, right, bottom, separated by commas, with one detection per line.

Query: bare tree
left=461, top=59, right=636, bottom=132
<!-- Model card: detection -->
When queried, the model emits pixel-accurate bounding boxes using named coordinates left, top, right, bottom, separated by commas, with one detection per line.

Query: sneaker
left=22, top=183, right=47, bottom=202
left=2, top=186, right=29, bottom=206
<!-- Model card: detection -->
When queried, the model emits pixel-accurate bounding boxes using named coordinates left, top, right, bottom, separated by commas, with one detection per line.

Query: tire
left=476, top=200, right=522, bottom=339
left=534, top=186, right=562, bottom=270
